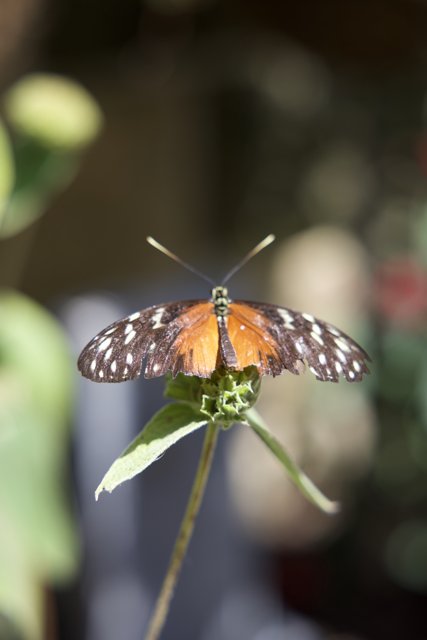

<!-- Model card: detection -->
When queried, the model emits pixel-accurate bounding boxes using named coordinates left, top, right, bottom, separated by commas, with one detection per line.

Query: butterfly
left=78, top=236, right=371, bottom=384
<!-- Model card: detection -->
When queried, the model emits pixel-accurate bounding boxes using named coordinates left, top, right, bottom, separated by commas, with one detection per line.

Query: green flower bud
left=165, top=367, right=261, bottom=428
left=165, top=367, right=261, bottom=427
left=200, top=367, right=261, bottom=426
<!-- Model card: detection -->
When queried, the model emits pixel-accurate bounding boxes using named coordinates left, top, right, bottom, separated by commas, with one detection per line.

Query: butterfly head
left=211, top=286, right=229, bottom=317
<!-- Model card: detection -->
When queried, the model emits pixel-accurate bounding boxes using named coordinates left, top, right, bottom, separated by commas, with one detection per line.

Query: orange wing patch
left=228, top=303, right=284, bottom=375
left=168, top=303, right=220, bottom=377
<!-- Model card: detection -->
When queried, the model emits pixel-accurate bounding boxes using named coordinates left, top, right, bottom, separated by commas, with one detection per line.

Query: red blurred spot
left=374, top=257, right=427, bottom=329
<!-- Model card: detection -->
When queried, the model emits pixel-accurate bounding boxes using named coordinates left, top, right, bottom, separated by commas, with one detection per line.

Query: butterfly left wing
left=228, top=301, right=370, bottom=382
left=78, top=300, right=219, bottom=382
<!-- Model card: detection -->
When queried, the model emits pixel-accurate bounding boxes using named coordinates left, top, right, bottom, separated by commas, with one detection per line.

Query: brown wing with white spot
left=227, top=304, right=287, bottom=375
left=149, top=303, right=220, bottom=378
left=231, top=301, right=371, bottom=382
left=77, top=300, right=213, bottom=382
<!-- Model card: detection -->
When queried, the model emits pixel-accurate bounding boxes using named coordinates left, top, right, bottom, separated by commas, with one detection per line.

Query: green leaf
left=245, top=408, right=339, bottom=515
left=4, top=73, right=103, bottom=151
left=0, top=406, right=79, bottom=582
left=0, top=120, right=14, bottom=220
left=0, top=144, right=78, bottom=238
left=164, top=373, right=204, bottom=405
left=0, top=521, right=43, bottom=640
left=0, top=290, right=73, bottom=428
left=0, top=291, right=78, bottom=583
left=1, top=73, right=103, bottom=237
left=95, top=404, right=207, bottom=499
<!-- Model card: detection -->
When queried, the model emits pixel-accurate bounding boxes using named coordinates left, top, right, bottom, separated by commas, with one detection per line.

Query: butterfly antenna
left=147, top=236, right=216, bottom=286
left=221, top=234, right=275, bottom=285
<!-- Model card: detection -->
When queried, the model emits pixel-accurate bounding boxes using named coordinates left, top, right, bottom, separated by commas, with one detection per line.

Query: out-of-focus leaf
left=0, top=290, right=78, bottom=582
left=4, top=74, right=103, bottom=151
left=96, top=404, right=207, bottom=499
left=0, top=73, right=103, bottom=237
left=419, top=362, right=427, bottom=432
left=374, top=433, right=419, bottom=499
left=0, top=290, right=73, bottom=428
left=245, top=408, right=340, bottom=514
left=385, top=520, right=427, bottom=593
left=0, top=143, right=78, bottom=238
left=0, top=120, right=14, bottom=221
left=0, top=405, right=78, bottom=581
left=378, top=330, right=426, bottom=403
left=0, top=521, right=43, bottom=640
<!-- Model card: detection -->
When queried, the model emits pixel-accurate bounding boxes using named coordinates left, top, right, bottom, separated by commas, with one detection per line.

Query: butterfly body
left=78, top=286, right=370, bottom=384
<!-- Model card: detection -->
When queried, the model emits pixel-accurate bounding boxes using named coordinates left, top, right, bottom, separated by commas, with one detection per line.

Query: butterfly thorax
left=211, top=286, right=230, bottom=317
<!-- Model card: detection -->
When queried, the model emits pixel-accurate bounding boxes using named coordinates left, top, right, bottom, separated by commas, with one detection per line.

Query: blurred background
left=1, top=0, right=427, bottom=638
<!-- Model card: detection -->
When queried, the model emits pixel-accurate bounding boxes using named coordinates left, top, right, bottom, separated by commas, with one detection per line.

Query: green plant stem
left=144, top=421, right=219, bottom=640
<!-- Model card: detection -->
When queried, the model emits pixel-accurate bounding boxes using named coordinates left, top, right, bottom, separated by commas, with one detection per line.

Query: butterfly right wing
left=230, top=300, right=370, bottom=382
left=77, top=300, right=217, bottom=382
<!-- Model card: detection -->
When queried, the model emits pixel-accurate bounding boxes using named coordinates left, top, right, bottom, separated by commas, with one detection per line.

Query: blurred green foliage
left=0, top=73, right=103, bottom=238
left=374, top=309, right=427, bottom=593
left=0, top=123, right=14, bottom=217
left=385, top=520, right=427, bottom=592
left=0, top=73, right=103, bottom=639
left=4, top=74, right=103, bottom=152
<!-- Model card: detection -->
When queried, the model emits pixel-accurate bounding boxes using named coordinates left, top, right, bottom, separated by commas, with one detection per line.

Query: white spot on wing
left=99, top=337, right=112, bottom=351
left=335, top=362, right=342, bottom=373
left=303, top=313, right=315, bottom=322
left=149, top=343, right=156, bottom=351
left=240, top=324, right=246, bottom=330
left=318, top=353, right=327, bottom=365
left=104, top=347, right=113, bottom=360
left=295, top=341, right=304, bottom=354
left=111, top=361, right=117, bottom=373
left=126, top=353, right=133, bottom=365
left=348, top=370, right=355, bottom=379
left=311, top=331, right=324, bottom=346
left=124, top=330, right=136, bottom=345
left=153, top=363, right=160, bottom=373
left=90, top=359, right=96, bottom=372
left=105, top=327, right=116, bottom=335
left=328, top=326, right=340, bottom=336
left=353, top=360, right=361, bottom=372
left=125, top=323, right=133, bottom=334
left=336, top=348, right=347, bottom=364
left=278, top=309, right=295, bottom=329
left=129, top=311, right=140, bottom=321
left=335, top=337, right=350, bottom=352
left=152, top=307, right=165, bottom=329
left=99, top=370, right=104, bottom=379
